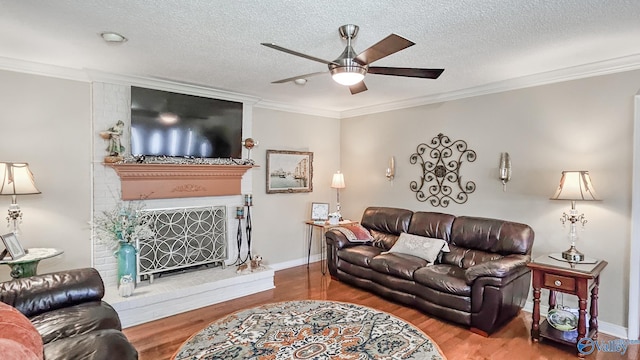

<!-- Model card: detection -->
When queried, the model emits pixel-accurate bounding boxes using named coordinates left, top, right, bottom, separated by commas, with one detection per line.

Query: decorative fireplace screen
left=136, top=206, right=227, bottom=283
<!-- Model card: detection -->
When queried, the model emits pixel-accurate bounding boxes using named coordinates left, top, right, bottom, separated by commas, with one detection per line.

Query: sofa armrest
left=464, top=254, right=531, bottom=285
left=325, top=229, right=360, bottom=249
left=0, top=268, right=105, bottom=317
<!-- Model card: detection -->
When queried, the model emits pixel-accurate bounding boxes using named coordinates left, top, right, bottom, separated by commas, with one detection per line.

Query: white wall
left=251, top=107, right=341, bottom=265
left=340, top=70, right=640, bottom=328
left=0, top=70, right=91, bottom=281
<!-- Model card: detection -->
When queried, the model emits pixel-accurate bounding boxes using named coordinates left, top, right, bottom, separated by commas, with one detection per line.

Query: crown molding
left=85, top=69, right=261, bottom=104
left=0, top=57, right=260, bottom=104
left=0, top=56, right=337, bottom=117
left=0, top=56, right=89, bottom=82
left=3, top=53, right=640, bottom=119
left=254, top=99, right=341, bottom=119
left=340, top=53, right=640, bottom=118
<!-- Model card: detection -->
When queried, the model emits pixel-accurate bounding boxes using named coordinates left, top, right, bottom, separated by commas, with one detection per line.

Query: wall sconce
left=550, top=170, right=600, bottom=262
left=498, top=152, right=511, bottom=191
left=386, top=156, right=395, bottom=181
left=0, top=162, right=41, bottom=235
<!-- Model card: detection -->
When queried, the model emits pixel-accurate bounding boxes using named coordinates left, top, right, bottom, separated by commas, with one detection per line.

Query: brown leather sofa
left=0, top=268, right=138, bottom=359
left=326, top=207, right=535, bottom=335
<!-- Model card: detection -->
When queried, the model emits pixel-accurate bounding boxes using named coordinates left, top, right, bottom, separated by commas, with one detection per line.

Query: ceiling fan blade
left=354, top=34, right=415, bottom=65
left=261, top=43, right=339, bottom=66
left=349, top=81, right=368, bottom=95
left=271, top=72, right=327, bottom=84
left=368, top=67, right=444, bottom=79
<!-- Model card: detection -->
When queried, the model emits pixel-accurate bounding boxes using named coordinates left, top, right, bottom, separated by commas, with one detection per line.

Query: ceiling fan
left=261, top=24, right=444, bottom=95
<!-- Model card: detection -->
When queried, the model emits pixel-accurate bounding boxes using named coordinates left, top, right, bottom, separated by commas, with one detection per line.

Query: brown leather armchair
left=0, top=268, right=138, bottom=360
left=326, top=207, right=534, bottom=335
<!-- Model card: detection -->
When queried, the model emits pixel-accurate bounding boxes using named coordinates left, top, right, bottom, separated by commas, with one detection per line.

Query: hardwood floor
left=125, top=263, right=636, bottom=359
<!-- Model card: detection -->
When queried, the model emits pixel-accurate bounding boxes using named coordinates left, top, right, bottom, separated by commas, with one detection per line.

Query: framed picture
left=311, top=202, right=329, bottom=221
left=1, top=232, right=26, bottom=260
left=266, top=150, right=313, bottom=194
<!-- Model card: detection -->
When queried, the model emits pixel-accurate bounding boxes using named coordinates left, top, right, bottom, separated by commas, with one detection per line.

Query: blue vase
left=115, top=242, right=137, bottom=285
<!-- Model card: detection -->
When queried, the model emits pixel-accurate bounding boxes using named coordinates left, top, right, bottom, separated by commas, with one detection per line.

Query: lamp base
left=561, top=245, right=585, bottom=263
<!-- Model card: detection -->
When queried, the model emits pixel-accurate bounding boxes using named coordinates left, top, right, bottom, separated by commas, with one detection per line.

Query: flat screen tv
left=130, top=86, right=243, bottom=158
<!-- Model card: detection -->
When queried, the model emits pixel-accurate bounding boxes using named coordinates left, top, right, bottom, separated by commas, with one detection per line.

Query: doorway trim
left=629, top=93, right=640, bottom=340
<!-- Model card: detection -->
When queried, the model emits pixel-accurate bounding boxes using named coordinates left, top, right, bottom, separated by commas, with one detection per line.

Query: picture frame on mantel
left=266, top=150, right=313, bottom=194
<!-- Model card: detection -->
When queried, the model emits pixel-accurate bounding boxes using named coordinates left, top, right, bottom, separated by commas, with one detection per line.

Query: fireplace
left=136, top=205, right=227, bottom=283
left=92, top=81, right=274, bottom=328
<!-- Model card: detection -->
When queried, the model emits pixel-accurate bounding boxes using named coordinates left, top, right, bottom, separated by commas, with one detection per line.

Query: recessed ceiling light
left=100, top=32, right=127, bottom=43
left=294, top=78, right=307, bottom=85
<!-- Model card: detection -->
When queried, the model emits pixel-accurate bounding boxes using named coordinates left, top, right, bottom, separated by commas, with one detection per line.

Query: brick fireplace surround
left=92, top=81, right=273, bottom=328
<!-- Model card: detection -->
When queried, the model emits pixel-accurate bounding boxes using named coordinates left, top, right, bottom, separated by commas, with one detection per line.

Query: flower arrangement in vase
left=93, top=201, right=154, bottom=288
left=93, top=201, right=153, bottom=249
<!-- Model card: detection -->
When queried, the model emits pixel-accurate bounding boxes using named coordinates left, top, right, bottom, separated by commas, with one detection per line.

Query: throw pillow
left=332, top=223, right=373, bottom=243
left=0, top=301, right=44, bottom=360
left=383, top=232, right=450, bottom=263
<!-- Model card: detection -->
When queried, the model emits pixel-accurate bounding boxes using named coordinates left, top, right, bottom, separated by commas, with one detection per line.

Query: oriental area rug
left=173, top=300, right=446, bottom=360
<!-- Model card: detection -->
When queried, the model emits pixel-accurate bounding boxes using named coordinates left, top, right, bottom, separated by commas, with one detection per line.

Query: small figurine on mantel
left=100, top=120, right=125, bottom=163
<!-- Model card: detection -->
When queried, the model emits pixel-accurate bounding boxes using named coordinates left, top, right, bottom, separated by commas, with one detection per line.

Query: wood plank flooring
left=124, top=263, right=636, bottom=359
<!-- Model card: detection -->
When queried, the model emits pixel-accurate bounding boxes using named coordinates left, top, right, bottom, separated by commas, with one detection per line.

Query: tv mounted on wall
left=130, top=86, right=243, bottom=159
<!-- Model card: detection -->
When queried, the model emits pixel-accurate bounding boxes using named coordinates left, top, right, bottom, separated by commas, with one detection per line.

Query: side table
left=0, top=248, right=64, bottom=279
left=304, top=220, right=356, bottom=275
left=527, top=254, right=607, bottom=357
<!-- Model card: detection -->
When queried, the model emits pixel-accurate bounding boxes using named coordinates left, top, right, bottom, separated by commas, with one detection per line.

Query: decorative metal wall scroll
left=410, top=133, right=477, bottom=207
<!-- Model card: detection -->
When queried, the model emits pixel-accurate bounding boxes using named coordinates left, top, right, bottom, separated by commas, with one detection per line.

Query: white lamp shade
left=331, top=172, right=346, bottom=189
left=550, top=170, right=599, bottom=201
left=0, top=162, right=40, bottom=195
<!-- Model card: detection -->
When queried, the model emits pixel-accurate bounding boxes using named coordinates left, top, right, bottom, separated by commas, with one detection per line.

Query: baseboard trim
left=268, top=254, right=321, bottom=271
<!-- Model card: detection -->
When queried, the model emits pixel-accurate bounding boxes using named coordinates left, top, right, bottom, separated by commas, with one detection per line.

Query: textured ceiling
left=1, top=0, right=640, bottom=115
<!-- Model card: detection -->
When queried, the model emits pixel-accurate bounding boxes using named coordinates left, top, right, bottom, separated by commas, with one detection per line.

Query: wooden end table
left=527, top=254, right=607, bottom=357
left=0, top=248, right=64, bottom=279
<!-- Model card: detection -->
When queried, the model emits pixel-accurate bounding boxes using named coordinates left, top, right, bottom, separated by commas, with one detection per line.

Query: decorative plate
left=547, top=308, right=578, bottom=331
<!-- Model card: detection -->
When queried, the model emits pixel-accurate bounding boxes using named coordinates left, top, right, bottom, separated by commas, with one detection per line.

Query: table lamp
left=550, top=170, right=599, bottom=262
left=0, top=162, right=41, bottom=235
left=331, top=171, right=346, bottom=220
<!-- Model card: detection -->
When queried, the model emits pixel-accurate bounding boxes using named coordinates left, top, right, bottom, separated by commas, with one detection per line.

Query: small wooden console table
left=527, top=254, right=607, bottom=357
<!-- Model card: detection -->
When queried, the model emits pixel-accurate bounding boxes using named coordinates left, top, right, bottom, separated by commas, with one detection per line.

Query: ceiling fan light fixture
left=264, top=24, right=443, bottom=94
left=330, top=66, right=366, bottom=86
